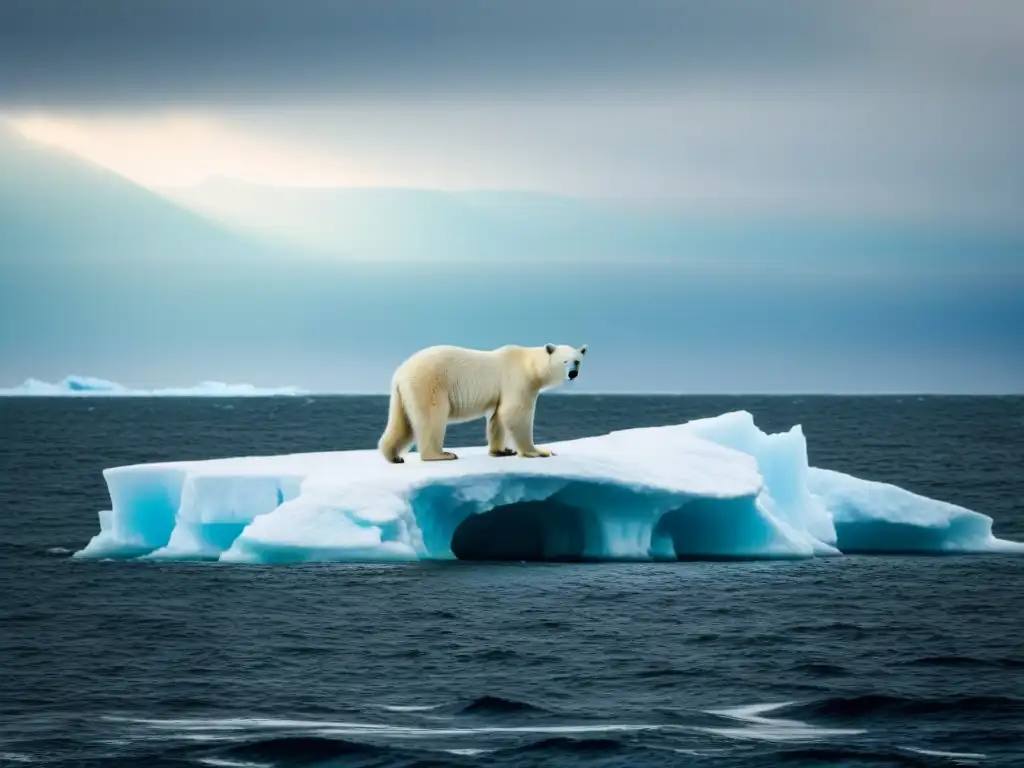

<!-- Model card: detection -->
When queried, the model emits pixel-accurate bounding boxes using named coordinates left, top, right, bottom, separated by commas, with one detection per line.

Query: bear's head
left=544, top=343, right=588, bottom=385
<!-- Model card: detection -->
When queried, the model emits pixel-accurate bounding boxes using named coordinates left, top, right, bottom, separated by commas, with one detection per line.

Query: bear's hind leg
left=379, top=385, right=414, bottom=463
left=415, top=399, right=458, bottom=461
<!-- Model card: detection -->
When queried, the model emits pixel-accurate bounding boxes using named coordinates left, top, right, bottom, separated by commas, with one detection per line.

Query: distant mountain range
left=0, top=125, right=327, bottom=361
left=2, top=124, right=1020, bottom=273
left=0, top=125, right=276, bottom=270
left=163, top=178, right=1023, bottom=272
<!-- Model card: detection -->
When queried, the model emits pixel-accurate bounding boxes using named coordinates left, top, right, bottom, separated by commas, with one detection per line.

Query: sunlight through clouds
left=7, top=113, right=378, bottom=189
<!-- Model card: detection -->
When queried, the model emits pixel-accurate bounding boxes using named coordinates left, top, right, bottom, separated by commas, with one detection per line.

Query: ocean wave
left=793, top=662, right=850, bottom=678
left=499, top=735, right=626, bottom=754
left=788, top=694, right=1023, bottom=720
left=903, top=655, right=1024, bottom=670
left=88, top=700, right=1007, bottom=766
left=770, top=746, right=934, bottom=765
left=193, top=736, right=434, bottom=768
left=455, top=695, right=548, bottom=717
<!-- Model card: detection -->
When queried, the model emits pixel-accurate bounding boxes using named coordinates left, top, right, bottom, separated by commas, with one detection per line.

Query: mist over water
left=3, top=257, right=1022, bottom=394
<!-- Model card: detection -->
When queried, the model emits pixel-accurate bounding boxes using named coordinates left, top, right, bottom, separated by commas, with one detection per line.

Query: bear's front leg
left=502, top=402, right=555, bottom=458
left=521, top=447, right=554, bottom=458
left=415, top=407, right=458, bottom=461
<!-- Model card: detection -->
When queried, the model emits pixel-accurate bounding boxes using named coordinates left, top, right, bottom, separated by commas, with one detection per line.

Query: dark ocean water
left=2, top=395, right=1023, bottom=768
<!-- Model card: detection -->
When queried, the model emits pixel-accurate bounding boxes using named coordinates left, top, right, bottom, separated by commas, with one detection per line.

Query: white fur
left=378, top=343, right=588, bottom=463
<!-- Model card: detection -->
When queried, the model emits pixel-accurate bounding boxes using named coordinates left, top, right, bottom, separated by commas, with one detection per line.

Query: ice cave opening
left=449, top=499, right=589, bottom=561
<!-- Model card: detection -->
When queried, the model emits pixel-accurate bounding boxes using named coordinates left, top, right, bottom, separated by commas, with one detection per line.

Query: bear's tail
left=378, top=379, right=414, bottom=462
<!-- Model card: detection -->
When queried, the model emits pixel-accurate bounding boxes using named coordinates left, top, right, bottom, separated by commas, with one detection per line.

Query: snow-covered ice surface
left=74, top=411, right=1024, bottom=563
left=0, top=375, right=305, bottom=397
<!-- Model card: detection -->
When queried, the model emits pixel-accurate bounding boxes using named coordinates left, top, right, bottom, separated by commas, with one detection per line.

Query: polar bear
left=378, top=342, right=588, bottom=463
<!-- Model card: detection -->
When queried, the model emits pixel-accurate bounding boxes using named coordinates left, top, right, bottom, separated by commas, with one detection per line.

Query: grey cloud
left=1, top=0, right=1021, bottom=106
left=2, top=0, right=1021, bottom=230
left=215, top=89, right=1023, bottom=228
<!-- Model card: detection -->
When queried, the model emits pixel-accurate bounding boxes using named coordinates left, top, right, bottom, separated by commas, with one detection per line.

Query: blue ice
left=74, top=411, right=1024, bottom=563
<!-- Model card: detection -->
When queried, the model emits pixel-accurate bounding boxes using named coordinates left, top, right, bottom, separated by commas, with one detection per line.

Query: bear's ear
left=545, top=343, right=556, bottom=355
left=579, top=344, right=588, bottom=356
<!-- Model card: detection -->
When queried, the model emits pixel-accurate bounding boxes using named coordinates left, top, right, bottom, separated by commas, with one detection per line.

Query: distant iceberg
left=0, top=375, right=305, bottom=397
left=74, top=411, right=1023, bottom=563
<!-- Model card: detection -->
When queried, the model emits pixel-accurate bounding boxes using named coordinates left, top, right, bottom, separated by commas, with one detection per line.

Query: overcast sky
left=2, top=0, right=1022, bottom=229
left=1, top=0, right=1021, bottom=393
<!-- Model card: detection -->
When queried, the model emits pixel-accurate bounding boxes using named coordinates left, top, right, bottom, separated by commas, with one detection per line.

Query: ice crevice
left=74, top=411, right=1024, bottom=563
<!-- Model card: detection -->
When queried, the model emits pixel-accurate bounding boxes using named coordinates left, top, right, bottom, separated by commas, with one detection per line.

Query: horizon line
left=3, top=391, right=1021, bottom=398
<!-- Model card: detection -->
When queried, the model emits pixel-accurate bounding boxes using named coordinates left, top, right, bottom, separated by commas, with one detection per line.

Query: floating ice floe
left=73, top=411, right=1024, bottom=563
left=0, top=375, right=304, bottom=397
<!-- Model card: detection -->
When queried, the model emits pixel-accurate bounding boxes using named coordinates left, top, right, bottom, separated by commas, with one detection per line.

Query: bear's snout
left=568, top=369, right=578, bottom=380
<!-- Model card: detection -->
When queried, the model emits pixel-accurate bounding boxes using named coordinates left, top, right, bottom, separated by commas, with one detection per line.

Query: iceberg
left=73, top=411, right=1023, bottom=563
left=0, top=375, right=305, bottom=397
